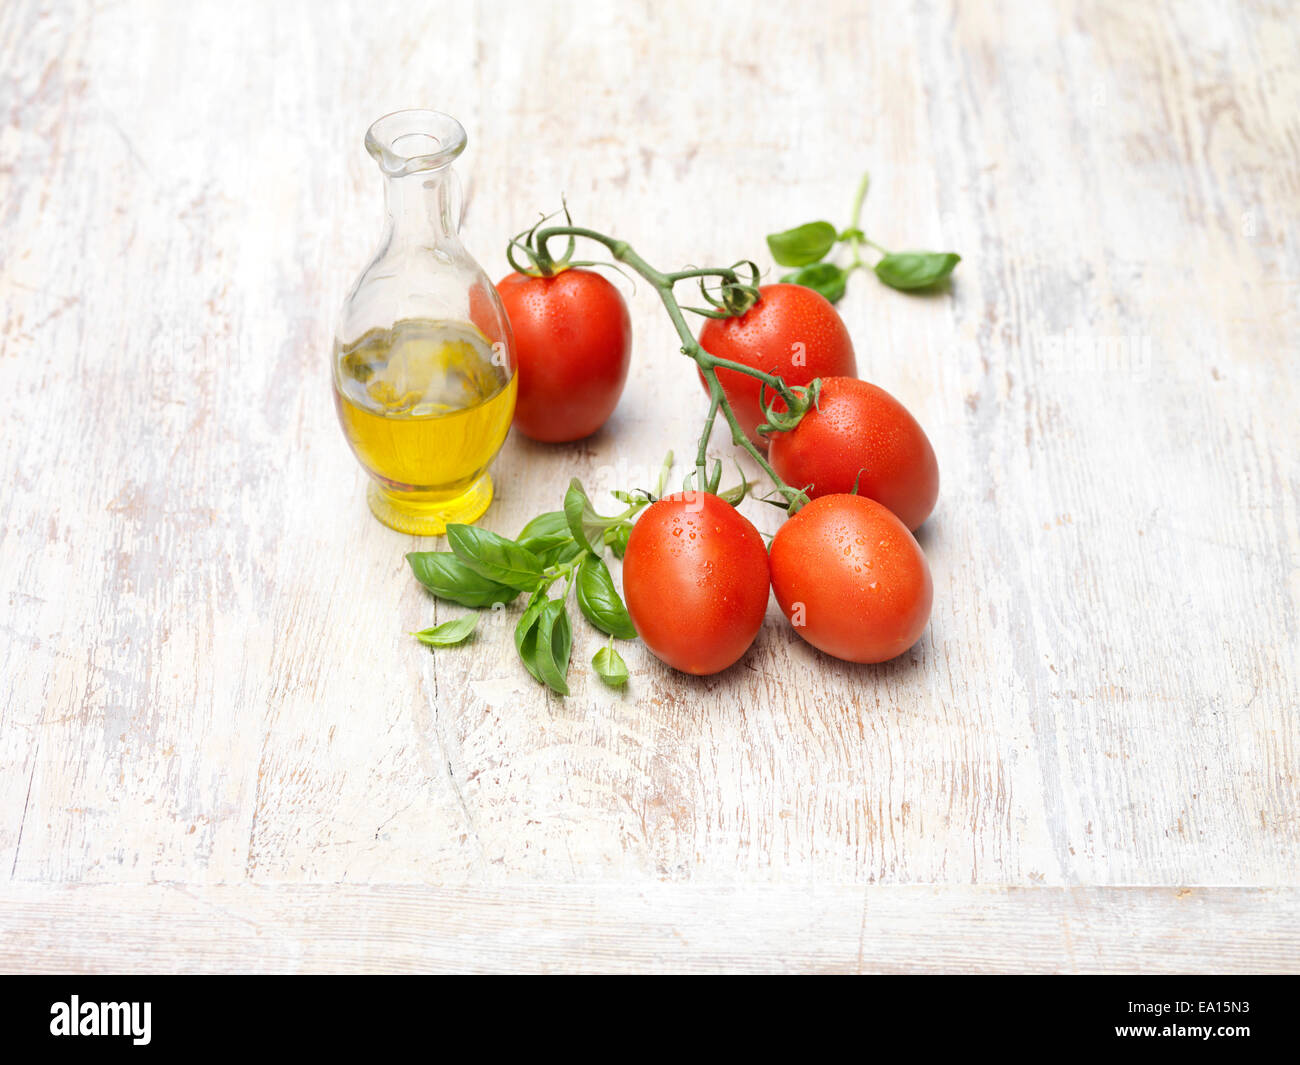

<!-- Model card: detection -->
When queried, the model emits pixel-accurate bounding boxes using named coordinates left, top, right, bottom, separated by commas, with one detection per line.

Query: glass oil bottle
left=333, top=110, right=516, bottom=535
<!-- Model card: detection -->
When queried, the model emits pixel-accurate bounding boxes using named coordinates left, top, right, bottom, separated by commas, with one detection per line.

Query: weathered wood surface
left=6, top=884, right=1299, bottom=974
left=0, top=0, right=1297, bottom=971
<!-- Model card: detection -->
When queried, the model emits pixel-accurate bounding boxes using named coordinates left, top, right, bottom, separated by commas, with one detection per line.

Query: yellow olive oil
left=333, top=318, right=516, bottom=533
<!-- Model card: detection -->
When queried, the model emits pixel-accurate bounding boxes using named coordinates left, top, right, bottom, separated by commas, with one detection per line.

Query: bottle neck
left=383, top=168, right=460, bottom=250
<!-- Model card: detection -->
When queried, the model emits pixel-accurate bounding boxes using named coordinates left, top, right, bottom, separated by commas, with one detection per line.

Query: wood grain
left=0, top=0, right=1297, bottom=970
left=4, top=884, right=1296, bottom=974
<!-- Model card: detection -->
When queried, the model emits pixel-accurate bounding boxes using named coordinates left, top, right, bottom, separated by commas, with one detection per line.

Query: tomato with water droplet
left=770, top=494, right=931, bottom=663
left=623, top=492, right=770, bottom=675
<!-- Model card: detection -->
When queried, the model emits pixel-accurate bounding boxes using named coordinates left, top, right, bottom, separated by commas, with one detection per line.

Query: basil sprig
left=764, top=171, right=960, bottom=302
left=407, top=469, right=667, bottom=696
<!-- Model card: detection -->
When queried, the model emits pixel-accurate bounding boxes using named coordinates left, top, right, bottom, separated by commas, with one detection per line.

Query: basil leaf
left=516, top=510, right=572, bottom=555
left=575, top=555, right=636, bottom=639
left=766, top=220, right=837, bottom=267
left=514, top=592, right=548, bottom=683
left=533, top=599, right=572, bottom=695
left=563, top=479, right=609, bottom=553
left=536, top=538, right=584, bottom=569
left=592, top=645, right=629, bottom=688
left=413, top=615, right=478, bottom=647
left=874, top=251, right=960, bottom=291
left=780, top=262, right=848, bottom=304
left=606, top=523, right=632, bottom=560
left=406, top=551, right=520, bottom=608
left=446, top=524, right=544, bottom=591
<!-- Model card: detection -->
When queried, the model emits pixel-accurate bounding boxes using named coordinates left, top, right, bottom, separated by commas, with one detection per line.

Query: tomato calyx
left=506, top=204, right=577, bottom=277
left=681, top=457, right=751, bottom=505
left=757, top=377, right=822, bottom=438
left=679, top=260, right=763, bottom=320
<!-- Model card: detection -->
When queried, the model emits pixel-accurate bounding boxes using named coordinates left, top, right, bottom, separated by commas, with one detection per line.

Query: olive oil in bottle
left=333, top=318, right=517, bottom=534
left=331, top=110, right=518, bottom=535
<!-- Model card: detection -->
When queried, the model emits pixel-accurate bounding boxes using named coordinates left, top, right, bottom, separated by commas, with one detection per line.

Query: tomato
left=697, top=283, right=856, bottom=447
left=496, top=268, right=632, bottom=442
left=769, top=376, right=939, bottom=531
left=769, top=494, right=932, bottom=664
left=622, top=492, right=770, bottom=675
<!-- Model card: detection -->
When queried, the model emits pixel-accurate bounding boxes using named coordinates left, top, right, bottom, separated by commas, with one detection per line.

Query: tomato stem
left=530, top=223, right=810, bottom=509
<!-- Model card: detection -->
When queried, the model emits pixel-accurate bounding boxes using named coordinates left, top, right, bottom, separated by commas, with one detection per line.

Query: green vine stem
left=529, top=224, right=811, bottom=509
left=844, top=170, right=895, bottom=273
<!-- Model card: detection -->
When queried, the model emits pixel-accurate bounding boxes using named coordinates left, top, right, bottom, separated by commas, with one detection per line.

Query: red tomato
left=769, top=376, right=939, bottom=531
left=496, top=268, right=632, bottom=442
left=623, top=492, right=770, bottom=675
left=770, top=494, right=932, bottom=664
left=697, top=283, right=856, bottom=447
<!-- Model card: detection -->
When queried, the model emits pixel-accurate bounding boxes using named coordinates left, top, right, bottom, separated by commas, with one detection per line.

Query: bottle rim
left=365, top=109, right=467, bottom=177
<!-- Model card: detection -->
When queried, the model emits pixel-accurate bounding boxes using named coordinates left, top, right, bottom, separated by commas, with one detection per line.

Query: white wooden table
left=2, top=0, right=1297, bottom=973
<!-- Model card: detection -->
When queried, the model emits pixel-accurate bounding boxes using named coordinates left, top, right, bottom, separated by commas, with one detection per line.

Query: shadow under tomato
left=631, top=622, right=932, bottom=704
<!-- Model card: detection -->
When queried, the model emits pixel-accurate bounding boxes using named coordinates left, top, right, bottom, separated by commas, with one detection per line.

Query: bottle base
left=365, top=475, right=494, bottom=536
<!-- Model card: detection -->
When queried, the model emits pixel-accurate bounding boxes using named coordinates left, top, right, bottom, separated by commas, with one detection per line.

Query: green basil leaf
left=563, top=479, right=610, bottom=553
left=592, top=645, right=629, bottom=688
left=533, top=599, right=572, bottom=695
left=873, top=251, right=960, bottom=291
left=536, top=538, right=584, bottom=569
left=446, top=524, right=544, bottom=591
left=406, top=551, right=520, bottom=608
left=780, top=262, right=848, bottom=303
left=514, top=590, right=548, bottom=683
left=516, top=510, right=572, bottom=555
left=413, top=614, right=478, bottom=647
left=575, top=555, right=636, bottom=639
left=605, top=523, right=632, bottom=560
left=837, top=226, right=865, bottom=242
left=766, top=220, right=837, bottom=267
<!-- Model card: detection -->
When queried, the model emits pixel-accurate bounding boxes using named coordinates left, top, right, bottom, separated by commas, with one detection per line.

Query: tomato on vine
left=696, top=282, right=856, bottom=448
left=622, top=492, right=770, bottom=675
left=406, top=194, right=952, bottom=694
left=769, top=494, right=932, bottom=664
left=496, top=267, right=632, bottom=442
left=769, top=376, right=939, bottom=531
